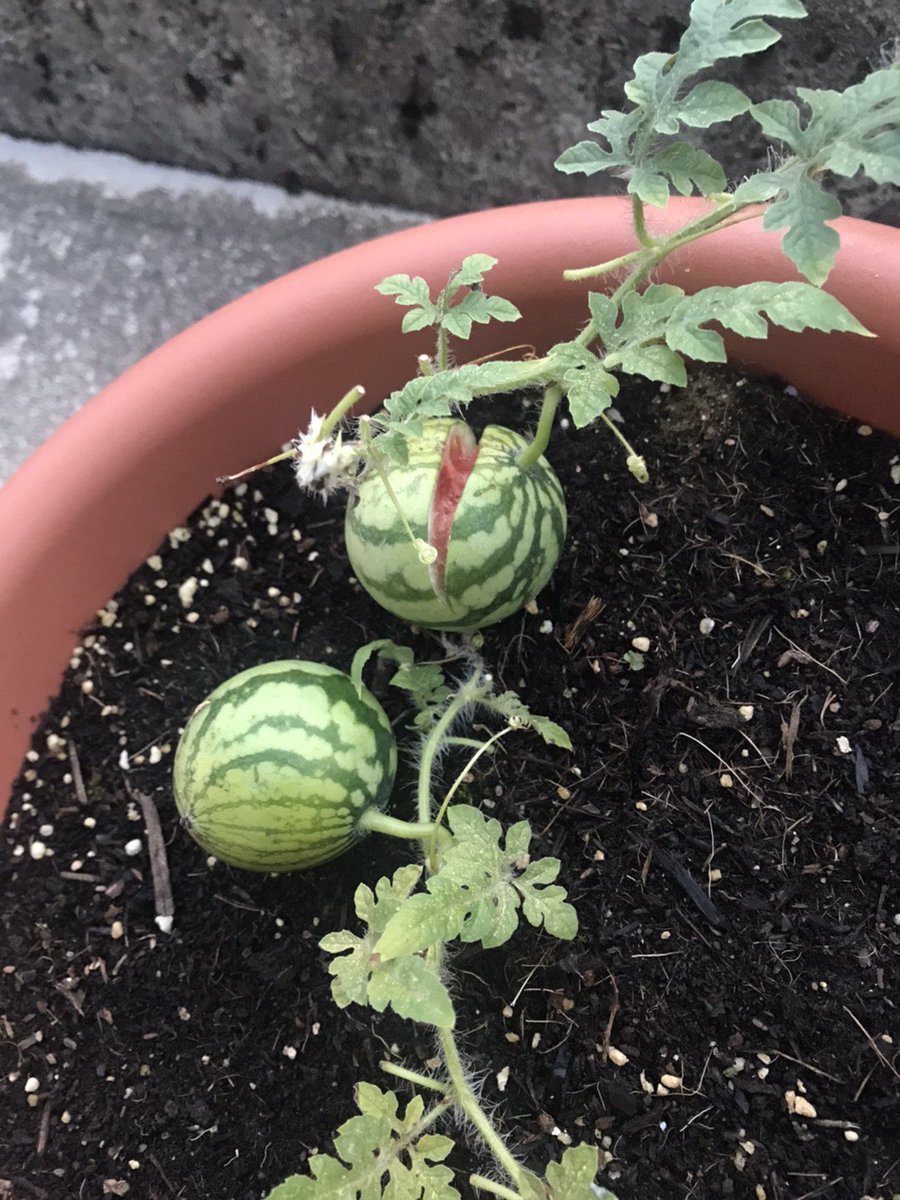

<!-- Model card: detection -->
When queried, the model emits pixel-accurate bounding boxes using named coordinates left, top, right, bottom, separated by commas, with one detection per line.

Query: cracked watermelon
left=345, top=418, right=566, bottom=630
left=173, top=660, right=397, bottom=872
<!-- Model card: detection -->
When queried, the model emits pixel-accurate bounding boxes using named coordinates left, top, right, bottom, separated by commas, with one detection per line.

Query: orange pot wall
left=1, top=198, right=898, bottom=816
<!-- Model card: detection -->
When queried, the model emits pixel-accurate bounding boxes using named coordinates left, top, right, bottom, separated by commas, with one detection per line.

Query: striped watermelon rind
left=345, top=419, right=567, bottom=630
left=173, top=660, right=398, bottom=872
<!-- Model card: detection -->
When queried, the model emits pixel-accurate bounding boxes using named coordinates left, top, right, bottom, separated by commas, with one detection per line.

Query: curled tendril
left=415, top=539, right=438, bottom=565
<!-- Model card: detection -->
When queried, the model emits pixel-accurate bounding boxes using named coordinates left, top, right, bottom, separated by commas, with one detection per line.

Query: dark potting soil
left=2, top=369, right=899, bottom=1200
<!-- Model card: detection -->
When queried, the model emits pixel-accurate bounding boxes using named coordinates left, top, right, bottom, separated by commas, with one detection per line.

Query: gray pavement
left=0, top=136, right=427, bottom=483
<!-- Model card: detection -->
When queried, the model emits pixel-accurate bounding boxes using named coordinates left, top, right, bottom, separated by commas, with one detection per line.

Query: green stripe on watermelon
left=345, top=419, right=566, bottom=630
left=173, top=660, right=398, bottom=872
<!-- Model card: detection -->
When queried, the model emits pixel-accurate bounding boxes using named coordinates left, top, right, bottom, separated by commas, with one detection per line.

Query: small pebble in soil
left=785, top=1091, right=817, bottom=1119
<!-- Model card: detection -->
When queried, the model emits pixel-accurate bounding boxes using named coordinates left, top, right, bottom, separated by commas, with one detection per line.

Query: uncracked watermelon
left=173, top=660, right=397, bottom=872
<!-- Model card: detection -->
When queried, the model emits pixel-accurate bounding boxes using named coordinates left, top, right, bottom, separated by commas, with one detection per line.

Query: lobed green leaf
left=665, top=282, right=872, bottom=362
left=545, top=1143, right=618, bottom=1199
left=677, top=0, right=806, bottom=72
left=440, top=292, right=521, bottom=340
left=555, top=110, right=638, bottom=177
left=375, top=358, right=551, bottom=460
left=671, top=80, right=751, bottom=130
left=598, top=285, right=690, bottom=386
left=485, top=689, right=573, bottom=749
left=375, top=806, right=577, bottom=959
left=376, top=275, right=441, bottom=335
left=376, top=255, right=521, bottom=348
left=555, top=0, right=804, bottom=202
left=450, top=253, right=499, bottom=288
left=265, top=1085, right=460, bottom=1200
left=737, top=68, right=900, bottom=282
left=619, top=342, right=687, bottom=386
left=587, top=279, right=869, bottom=392
left=351, top=640, right=451, bottom=728
left=321, top=865, right=456, bottom=1028
left=629, top=143, right=726, bottom=205
left=548, top=340, right=620, bottom=430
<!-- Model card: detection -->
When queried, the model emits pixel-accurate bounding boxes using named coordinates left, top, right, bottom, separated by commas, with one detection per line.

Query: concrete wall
left=0, top=0, right=896, bottom=222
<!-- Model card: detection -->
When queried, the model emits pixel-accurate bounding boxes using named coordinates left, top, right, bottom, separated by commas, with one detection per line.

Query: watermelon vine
left=188, top=1, right=900, bottom=1195
left=253, top=643, right=613, bottom=1200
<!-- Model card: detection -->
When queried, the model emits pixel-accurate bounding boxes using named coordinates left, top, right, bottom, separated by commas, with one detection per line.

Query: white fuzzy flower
left=292, top=412, right=360, bottom=497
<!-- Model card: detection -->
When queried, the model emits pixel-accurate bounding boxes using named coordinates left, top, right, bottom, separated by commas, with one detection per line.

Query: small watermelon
left=345, top=418, right=566, bottom=630
left=173, top=660, right=397, bottom=872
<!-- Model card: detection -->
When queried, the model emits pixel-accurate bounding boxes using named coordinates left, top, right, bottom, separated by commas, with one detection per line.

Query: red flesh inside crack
left=427, top=423, right=481, bottom=599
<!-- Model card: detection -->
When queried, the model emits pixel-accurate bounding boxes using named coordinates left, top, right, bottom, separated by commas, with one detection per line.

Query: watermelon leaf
left=375, top=274, right=440, bottom=334
left=588, top=285, right=690, bottom=387
left=555, top=0, right=805, bottom=202
left=376, top=359, right=549, bottom=460
left=547, top=340, right=620, bottom=430
left=351, top=639, right=451, bottom=728
left=440, top=291, right=521, bottom=339
left=321, top=864, right=456, bottom=1028
left=374, top=806, right=578, bottom=960
left=449, top=252, right=500, bottom=288
left=665, top=282, right=872, bottom=360
left=736, top=68, right=900, bottom=283
left=484, top=690, right=572, bottom=750
left=264, top=1084, right=459, bottom=1200
left=375, top=255, right=520, bottom=342
left=545, top=1144, right=617, bottom=1199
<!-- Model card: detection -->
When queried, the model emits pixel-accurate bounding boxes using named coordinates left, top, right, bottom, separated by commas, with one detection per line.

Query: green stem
left=216, top=448, right=296, bottom=486
left=563, top=245, right=647, bottom=283
left=437, top=324, right=450, bottom=372
left=569, top=200, right=759, bottom=353
left=430, top=726, right=513, bottom=839
left=417, top=673, right=484, bottom=828
left=565, top=198, right=753, bottom=283
left=595, top=407, right=644, bottom=463
left=445, top=736, right=492, bottom=750
left=467, top=357, right=555, bottom=396
left=319, top=385, right=366, bottom=441
left=632, top=193, right=655, bottom=249
left=439, top=1027, right=525, bottom=1188
left=519, top=385, right=561, bottom=469
left=379, top=1061, right=449, bottom=1094
left=409, top=677, right=526, bottom=1195
left=360, top=419, right=437, bottom=565
left=357, top=809, right=436, bottom=840
left=470, top=1177, right=526, bottom=1200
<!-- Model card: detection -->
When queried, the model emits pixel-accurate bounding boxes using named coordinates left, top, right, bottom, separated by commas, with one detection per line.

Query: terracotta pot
left=2, top=197, right=898, bottom=817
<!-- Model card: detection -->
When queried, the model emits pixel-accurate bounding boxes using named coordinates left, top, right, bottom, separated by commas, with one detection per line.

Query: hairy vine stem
left=400, top=673, right=534, bottom=1197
